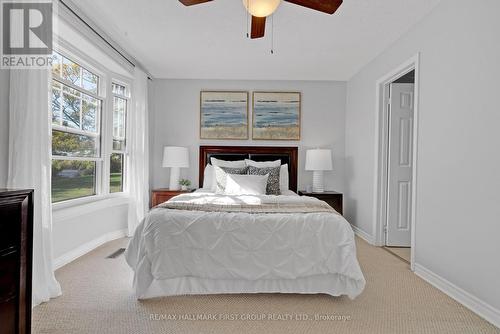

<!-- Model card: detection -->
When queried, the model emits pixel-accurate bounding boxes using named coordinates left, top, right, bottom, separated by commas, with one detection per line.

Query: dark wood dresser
left=0, top=189, right=33, bottom=334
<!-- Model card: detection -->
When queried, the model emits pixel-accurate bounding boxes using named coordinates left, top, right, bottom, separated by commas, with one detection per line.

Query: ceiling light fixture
left=242, top=0, right=281, bottom=17
left=180, top=0, right=344, bottom=40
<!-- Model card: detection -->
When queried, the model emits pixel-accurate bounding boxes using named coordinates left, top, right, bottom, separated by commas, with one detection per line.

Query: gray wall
left=0, top=69, right=9, bottom=187
left=345, top=0, right=500, bottom=310
left=149, top=79, right=347, bottom=192
left=52, top=202, right=128, bottom=259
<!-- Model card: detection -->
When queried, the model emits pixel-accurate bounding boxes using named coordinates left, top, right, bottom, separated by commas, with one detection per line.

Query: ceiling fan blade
left=251, top=16, right=266, bottom=39
left=284, top=0, right=342, bottom=14
left=179, top=0, right=213, bottom=6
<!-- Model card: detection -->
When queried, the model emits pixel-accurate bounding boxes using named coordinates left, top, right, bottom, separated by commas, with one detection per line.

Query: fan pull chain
left=246, top=0, right=250, bottom=38
left=271, top=14, right=275, bottom=54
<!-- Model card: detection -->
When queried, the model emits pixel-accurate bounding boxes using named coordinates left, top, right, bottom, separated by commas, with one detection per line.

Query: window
left=110, top=83, right=128, bottom=193
left=51, top=51, right=102, bottom=203
left=50, top=49, right=131, bottom=203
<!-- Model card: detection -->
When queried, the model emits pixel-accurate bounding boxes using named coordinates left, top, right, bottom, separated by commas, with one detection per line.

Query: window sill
left=52, top=193, right=130, bottom=222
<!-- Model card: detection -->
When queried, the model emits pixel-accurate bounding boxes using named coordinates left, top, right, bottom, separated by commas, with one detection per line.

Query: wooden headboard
left=199, top=146, right=298, bottom=192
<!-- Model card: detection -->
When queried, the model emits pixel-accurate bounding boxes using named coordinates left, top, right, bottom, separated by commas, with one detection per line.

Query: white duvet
left=125, top=190, right=365, bottom=299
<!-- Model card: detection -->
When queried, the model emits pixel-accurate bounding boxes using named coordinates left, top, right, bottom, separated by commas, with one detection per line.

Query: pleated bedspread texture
left=125, top=191, right=366, bottom=299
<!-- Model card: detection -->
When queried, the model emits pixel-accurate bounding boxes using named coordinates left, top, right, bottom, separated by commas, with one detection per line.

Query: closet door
left=386, top=83, right=414, bottom=247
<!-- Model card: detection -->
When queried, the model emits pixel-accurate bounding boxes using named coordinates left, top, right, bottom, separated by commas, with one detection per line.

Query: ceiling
left=74, top=0, right=441, bottom=80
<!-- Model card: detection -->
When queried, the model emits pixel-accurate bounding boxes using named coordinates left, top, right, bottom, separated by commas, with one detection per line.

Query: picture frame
left=252, top=91, right=301, bottom=140
left=200, top=91, right=249, bottom=140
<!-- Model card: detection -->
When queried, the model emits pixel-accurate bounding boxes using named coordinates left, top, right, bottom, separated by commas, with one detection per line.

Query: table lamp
left=162, top=146, right=189, bottom=190
left=305, top=149, right=332, bottom=193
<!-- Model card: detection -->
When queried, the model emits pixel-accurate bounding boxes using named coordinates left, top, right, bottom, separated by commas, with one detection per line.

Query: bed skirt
left=136, top=274, right=365, bottom=300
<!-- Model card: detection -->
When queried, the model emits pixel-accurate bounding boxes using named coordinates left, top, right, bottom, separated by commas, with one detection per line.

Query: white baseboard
left=350, top=224, right=376, bottom=245
left=415, top=263, right=500, bottom=329
left=53, top=229, right=127, bottom=270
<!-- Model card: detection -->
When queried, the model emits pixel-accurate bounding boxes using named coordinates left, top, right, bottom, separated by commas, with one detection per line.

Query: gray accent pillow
left=248, top=166, right=281, bottom=195
left=214, top=166, right=249, bottom=193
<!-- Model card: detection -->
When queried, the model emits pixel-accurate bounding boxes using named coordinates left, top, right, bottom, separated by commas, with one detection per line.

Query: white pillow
left=203, top=164, right=216, bottom=191
left=245, top=159, right=289, bottom=192
left=211, top=157, right=246, bottom=168
left=280, top=164, right=289, bottom=191
left=224, top=174, right=269, bottom=195
left=208, top=159, right=289, bottom=192
left=245, top=159, right=281, bottom=168
left=213, top=166, right=250, bottom=193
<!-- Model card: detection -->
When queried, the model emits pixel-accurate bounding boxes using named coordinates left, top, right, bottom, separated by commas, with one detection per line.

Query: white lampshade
left=242, top=0, right=281, bottom=17
left=305, top=149, right=333, bottom=171
left=162, top=146, right=189, bottom=168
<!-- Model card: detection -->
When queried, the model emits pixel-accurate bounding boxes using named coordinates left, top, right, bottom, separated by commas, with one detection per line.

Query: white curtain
left=7, top=69, right=62, bottom=306
left=127, top=69, right=150, bottom=236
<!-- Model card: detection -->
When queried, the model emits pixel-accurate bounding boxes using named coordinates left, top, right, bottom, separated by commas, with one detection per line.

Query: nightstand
left=298, top=190, right=343, bottom=215
left=151, top=189, right=193, bottom=208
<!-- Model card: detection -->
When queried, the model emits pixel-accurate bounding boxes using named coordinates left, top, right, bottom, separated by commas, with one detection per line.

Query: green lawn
left=52, top=173, right=122, bottom=202
left=109, top=173, right=123, bottom=193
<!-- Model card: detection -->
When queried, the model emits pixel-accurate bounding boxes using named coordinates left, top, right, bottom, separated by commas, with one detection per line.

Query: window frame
left=51, top=75, right=102, bottom=159
left=51, top=42, right=132, bottom=208
left=109, top=80, right=130, bottom=194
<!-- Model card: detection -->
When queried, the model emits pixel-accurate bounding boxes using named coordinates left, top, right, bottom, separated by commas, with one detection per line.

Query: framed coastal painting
left=252, top=92, right=301, bottom=140
left=200, top=91, right=249, bottom=140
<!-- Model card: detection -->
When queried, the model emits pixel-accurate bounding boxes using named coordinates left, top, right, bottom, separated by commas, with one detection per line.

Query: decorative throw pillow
left=224, top=174, right=269, bottom=195
left=214, top=166, right=248, bottom=193
left=248, top=166, right=281, bottom=195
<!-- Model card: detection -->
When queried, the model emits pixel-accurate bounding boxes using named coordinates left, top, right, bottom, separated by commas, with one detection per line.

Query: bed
left=125, top=146, right=365, bottom=299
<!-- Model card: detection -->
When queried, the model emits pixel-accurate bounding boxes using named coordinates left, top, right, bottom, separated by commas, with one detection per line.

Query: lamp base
left=169, top=167, right=181, bottom=190
left=312, top=170, right=324, bottom=193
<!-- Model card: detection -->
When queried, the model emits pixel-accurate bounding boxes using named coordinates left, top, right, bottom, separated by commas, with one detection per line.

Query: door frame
left=373, top=54, right=420, bottom=271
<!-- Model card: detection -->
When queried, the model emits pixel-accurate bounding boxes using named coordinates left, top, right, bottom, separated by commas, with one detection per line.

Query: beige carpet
left=383, top=247, right=411, bottom=263
left=33, top=237, right=499, bottom=334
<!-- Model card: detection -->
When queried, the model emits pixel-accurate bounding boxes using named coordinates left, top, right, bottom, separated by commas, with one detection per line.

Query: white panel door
left=386, top=83, right=414, bottom=247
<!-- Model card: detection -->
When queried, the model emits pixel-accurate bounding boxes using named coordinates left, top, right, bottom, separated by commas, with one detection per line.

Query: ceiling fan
left=179, top=0, right=343, bottom=39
